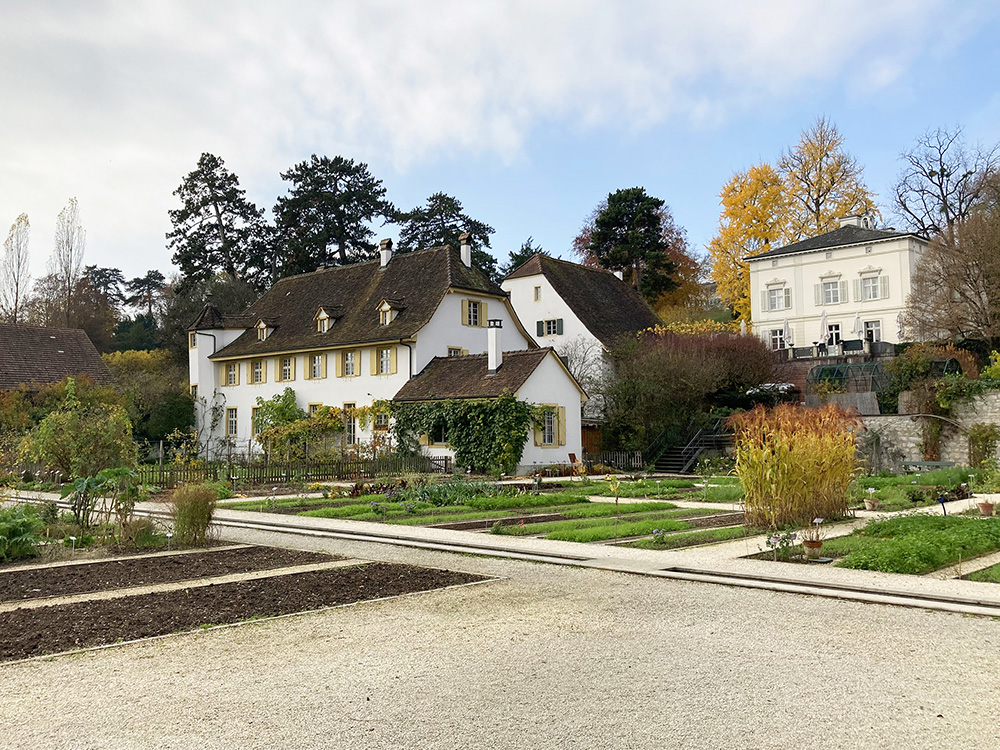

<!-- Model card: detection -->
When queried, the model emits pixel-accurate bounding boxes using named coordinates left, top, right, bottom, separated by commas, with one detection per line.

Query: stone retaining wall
left=863, top=392, right=1000, bottom=466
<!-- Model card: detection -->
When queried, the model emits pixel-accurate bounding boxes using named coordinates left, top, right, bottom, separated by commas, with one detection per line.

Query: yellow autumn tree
left=708, top=163, right=787, bottom=322
left=779, top=116, right=878, bottom=241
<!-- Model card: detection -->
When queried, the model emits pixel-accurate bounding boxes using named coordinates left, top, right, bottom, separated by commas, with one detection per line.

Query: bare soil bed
left=0, top=562, right=487, bottom=662
left=0, top=546, right=338, bottom=602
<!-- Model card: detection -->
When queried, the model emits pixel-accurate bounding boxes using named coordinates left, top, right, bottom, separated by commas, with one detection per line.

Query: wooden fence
left=135, top=454, right=451, bottom=488
left=581, top=451, right=646, bottom=472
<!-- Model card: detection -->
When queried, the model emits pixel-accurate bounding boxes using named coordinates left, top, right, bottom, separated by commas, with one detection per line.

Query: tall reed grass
left=729, top=404, right=859, bottom=528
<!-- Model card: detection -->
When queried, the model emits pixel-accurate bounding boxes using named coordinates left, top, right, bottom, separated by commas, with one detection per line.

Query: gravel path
left=2, top=534, right=999, bottom=749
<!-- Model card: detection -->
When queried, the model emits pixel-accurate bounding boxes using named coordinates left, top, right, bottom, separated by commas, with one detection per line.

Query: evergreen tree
left=501, top=236, right=548, bottom=277
left=167, top=153, right=267, bottom=289
left=273, top=154, right=395, bottom=274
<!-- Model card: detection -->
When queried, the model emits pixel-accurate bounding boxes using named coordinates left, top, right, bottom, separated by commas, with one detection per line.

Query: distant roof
left=503, top=254, right=660, bottom=347
left=748, top=225, right=923, bottom=261
left=209, top=245, right=508, bottom=359
left=0, top=324, right=113, bottom=390
left=394, top=349, right=557, bottom=401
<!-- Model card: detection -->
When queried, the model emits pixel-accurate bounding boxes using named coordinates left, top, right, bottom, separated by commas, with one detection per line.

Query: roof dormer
left=376, top=298, right=404, bottom=326
left=314, top=305, right=344, bottom=333
left=255, top=318, right=273, bottom=342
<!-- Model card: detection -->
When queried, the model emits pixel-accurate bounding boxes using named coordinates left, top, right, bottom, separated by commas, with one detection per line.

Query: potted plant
left=800, top=517, right=826, bottom=559
left=976, top=460, right=1000, bottom=516
left=863, top=487, right=880, bottom=511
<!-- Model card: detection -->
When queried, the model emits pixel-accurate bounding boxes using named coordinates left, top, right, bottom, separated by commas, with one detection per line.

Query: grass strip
left=628, top=526, right=750, bottom=550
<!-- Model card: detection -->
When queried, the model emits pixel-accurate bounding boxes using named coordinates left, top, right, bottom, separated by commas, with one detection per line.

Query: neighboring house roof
left=0, top=324, right=113, bottom=390
left=394, top=348, right=581, bottom=402
left=503, top=254, right=660, bottom=347
left=208, top=245, right=509, bottom=360
left=748, top=225, right=923, bottom=261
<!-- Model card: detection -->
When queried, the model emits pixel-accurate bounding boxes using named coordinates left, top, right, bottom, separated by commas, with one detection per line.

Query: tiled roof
left=209, top=245, right=506, bottom=359
left=0, top=324, right=113, bottom=390
left=504, top=254, right=661, bottom=347
left=748, top=225, right=921, bottom=261
left=393, top=349, right=552, bottom=401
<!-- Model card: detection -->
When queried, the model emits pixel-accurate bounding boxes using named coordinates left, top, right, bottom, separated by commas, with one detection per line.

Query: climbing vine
left=390, top=395, right=545, bottom=474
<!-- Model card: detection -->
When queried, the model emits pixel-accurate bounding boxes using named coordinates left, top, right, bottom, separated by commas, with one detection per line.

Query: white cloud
left=0, top=0, right=989, bottom=278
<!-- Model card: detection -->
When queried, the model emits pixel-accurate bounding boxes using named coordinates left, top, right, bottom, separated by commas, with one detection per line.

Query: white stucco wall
left=515, top=352, right=585, bottom=469
left=748, top=235, right=926, bottom=349
left=502, top=274, right=600, bottom=350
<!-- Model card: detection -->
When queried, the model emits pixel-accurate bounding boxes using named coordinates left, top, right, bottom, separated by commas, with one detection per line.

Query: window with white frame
left=343, top=351, right=355, bottom=377
left=225, top=363, right=238, bottom=386
left=826, top=323, right=842, bottom=345
left=374, top=412, right=389, bottom=430
left=467, top=300, right=480, bottom=327
left=309, top=403, right=322, bottom=417
left=250, top=407, right=260, bottom=435
left=448, top=347, right=463, bottom=357
left=864, top=321, right=882, bottom=342
left=822, top=281, right=841, bottom=305
left=856, top=275, right=888, bottom=301
left=861, top=276, right=880, bottom=300
left=768, top=287, right=791, bottom=311
left=378, top=347, right=392, bottom=375
left=379, top=309, right=393, bottom=326
left=770, top=329, right=786, bottom=350
left=280, top=357, right=294, bottom=381
left=544, top=319, right=560, bottom=336
left=256, top=323, right=268, bottom=341
left=226, top=407, right=238, bottom=437
left=318, top=317, right=330, bottom=333
left=533, top=286, right=541, bottom=301
left=251, top=360, right=264, bottom=384
left=188, top=332, right=197, bottom=349
left=311, top=354, right=324, bottom=379
left=542, top=411, right=556, bottom=446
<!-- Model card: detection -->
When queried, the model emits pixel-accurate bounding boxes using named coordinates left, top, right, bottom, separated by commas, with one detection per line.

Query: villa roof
left=748, top=225, right=923, bottom=261
left=0, top=324, right=113, bottom=390
left=393, top=349, right=553, bottom=401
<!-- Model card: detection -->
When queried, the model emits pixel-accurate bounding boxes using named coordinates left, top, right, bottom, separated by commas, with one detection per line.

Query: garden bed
left=0, top=562, right=488, bottom=662
left=0, top=546, right=337, bottom=602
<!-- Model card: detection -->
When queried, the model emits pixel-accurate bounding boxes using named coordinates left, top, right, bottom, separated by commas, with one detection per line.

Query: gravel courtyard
left=2, top=537, right=999, bottom=750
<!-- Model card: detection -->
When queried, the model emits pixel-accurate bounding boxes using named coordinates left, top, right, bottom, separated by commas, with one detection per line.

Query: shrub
left=0, top=505, right=44, bottom=561
left=729, top=404, right=858, bottom=528
left=169, top=484, right=218, bottom=545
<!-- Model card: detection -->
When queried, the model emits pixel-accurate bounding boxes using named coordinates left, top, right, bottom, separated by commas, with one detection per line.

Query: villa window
left=257, top=325, right=268, bottom=341
left=534, top=286, right=541, bottom=301
left=344, top=403, right=356, bottom=446
left=770, top=329, right=786, bottom=350
left=188, top=332, right=197, bottom=349
left=374, top=412, right=389, bottom=430
left=542, top=411, right=556, bottom=445
left=279, top=357, right=294, bottom=382
left=318, top=316, right=330, bottom=333
left=309, top=353, right=325, bottom=379
left=225, top=363, right=239, bottom=386
left=251, top=360, right=265, bottom=384
left=864, top=321, right=882, bottom=342
left=378, top=347, right=392, bottom=375
left=822, top=281, right=841, bottom=305
left=826, top=324, right=842, bottom=345
left=467, top=300, right=480, bottom=327
left=226, top=407, right=238, bottom=437
left=767, top=288, right=791, bottom=311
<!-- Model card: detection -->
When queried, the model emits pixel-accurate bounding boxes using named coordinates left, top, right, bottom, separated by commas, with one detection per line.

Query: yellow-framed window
left=226, top=407, right=238, bottom=437
left=278, top=356, right=295, bottom=382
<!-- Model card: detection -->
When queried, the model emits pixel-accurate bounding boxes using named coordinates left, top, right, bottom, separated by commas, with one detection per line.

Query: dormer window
left=377, top=299, right=403, bottom=326
left=256, top=320, right=269, bottom=341
left=314, top=305, right=342, bottom=333
left=318, top=316, right=330, bottom=333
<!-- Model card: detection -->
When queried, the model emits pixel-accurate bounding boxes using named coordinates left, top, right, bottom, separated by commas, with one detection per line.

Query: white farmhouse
left=501, top=254, right=660, bottom=419
left=748, top=216, right=929, bottom=352
left=188, top=238, right=585, bottom=470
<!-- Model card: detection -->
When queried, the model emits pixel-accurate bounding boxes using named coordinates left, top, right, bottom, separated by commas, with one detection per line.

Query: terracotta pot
left=802, top=539, right=823, bottom=559
left=978, top=502, right=995, bottom=517
left=863, top=498, right=879, bottom=511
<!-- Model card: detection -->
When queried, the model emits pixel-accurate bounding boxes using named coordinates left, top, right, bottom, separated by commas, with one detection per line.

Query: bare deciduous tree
left=1, top=213, right=31, bottom=323
left=51, top=197, right=86, bottom=326
left=906, top=204, right=1000, bottom=345
left=556, top=335, right=608, bottom=419
left=893, top=127, right=999, bottom=242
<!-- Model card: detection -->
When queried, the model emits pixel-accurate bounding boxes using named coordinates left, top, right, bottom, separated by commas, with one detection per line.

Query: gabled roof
left=209, top=245, right=507, bottom=360
left=0, top=324, right=113, bottom=390
left=503, top=254, right=661, bottom=347
left=394, top=349, right=561, bottom=401
left=748, top=225, right=924, bottom=261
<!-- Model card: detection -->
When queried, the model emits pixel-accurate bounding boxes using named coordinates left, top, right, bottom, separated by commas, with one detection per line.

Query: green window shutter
left=556, top=318, right=563, bottom=335
left=814, top=284, right=821, bottom=306
left=536, top=321, right=544, bottom=336
left=880, top=276, right=889, bottom=299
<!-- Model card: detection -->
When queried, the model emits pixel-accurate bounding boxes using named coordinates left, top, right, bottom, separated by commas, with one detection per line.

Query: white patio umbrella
left=897, top=311, right=905, bottom=341
left=739, top=319, right=747, bottom=336
left=852, top=312, right=863, bottom=338
left=783, top=318, right=792, bottom=347
left=819, top=309, right=828, bottom=343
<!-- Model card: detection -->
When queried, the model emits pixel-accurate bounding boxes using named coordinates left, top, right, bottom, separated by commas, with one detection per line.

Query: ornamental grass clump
left=729, top=404, right=859, bottom=528
left=168, top=484, right=218, bottom=545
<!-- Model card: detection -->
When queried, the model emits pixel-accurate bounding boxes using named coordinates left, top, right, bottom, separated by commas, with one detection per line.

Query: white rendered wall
left=748, top=237, right=926, bottom=348
left=502, top=275, right=599, bottom=350
left=515, top=353, right=585, bottom=468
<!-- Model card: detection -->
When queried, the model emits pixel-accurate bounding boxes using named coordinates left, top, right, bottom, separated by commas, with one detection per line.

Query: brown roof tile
left=393, top=349, right=553, bottom=401
left=210, top=245, right=506, bottom=360
left=0, top=324, right=113, bottom=389
left=504, top=254, right=661, bottom=347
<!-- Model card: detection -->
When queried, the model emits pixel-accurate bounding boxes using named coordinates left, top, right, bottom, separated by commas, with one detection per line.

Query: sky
left=1, top=0, right=999, bottom=285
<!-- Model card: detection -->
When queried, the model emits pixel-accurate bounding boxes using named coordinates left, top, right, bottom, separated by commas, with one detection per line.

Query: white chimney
left=487, top=319, right=502, bottom=375
left=379, top=238, right=393, bottom=268
left=460, top=231, right=472, bottom=268
left=838, top=215, right=863, bottom=228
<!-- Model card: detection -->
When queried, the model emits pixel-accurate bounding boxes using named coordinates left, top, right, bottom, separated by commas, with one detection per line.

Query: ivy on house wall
left=390, top=395, right=545, bottom=473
